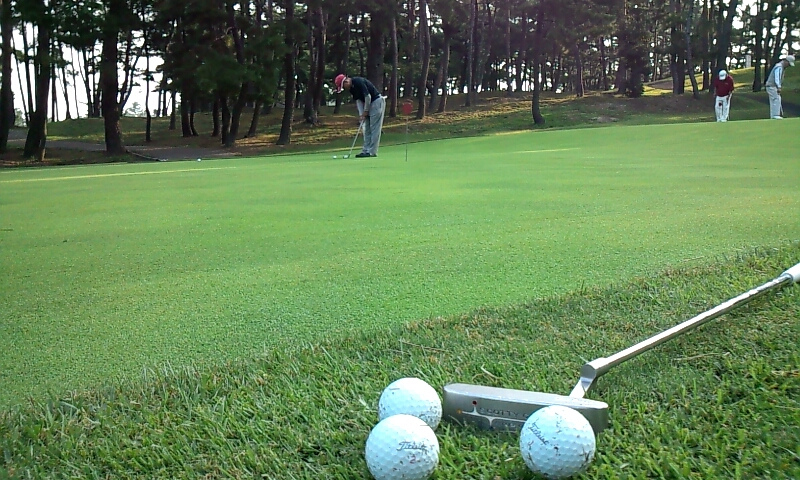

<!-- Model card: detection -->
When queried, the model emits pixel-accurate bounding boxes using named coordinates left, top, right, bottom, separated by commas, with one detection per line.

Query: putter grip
left=783, top=262, right=800, bottom=283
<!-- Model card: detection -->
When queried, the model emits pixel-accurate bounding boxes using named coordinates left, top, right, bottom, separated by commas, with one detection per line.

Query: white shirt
left=766, top=63, right=785, bottom=89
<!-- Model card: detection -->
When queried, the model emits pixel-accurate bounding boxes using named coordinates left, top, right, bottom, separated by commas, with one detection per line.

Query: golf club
left=443, top=262, right=800, bottom=434
left=340, top=120, right=364, bottom=159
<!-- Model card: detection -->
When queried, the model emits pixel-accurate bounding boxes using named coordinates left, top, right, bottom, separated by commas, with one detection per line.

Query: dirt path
left=7, top=129, right=239, bottom=161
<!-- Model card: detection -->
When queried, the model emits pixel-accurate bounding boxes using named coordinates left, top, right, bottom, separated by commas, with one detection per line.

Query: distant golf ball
left=333, top=155, right=338, bottom=158
left=365, top=413, right=439, bottom=480
left=519, top=405, right=596, bottom=479
left=196, top=158, right=201, bottom=162
left=378, top=377, right=442, bottom=429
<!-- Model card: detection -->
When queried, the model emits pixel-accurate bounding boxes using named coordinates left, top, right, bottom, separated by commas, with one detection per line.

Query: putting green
left=1, top=119, right=798, bottom=406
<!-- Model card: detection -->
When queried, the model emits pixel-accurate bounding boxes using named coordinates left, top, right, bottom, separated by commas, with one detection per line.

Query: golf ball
left=519, top=405, right=596, bottom=479
left=378, top=377, right=442, bottom=429
left=365, top=413, right=439, bottom=480
left=333, top=155, right=338, bottom=158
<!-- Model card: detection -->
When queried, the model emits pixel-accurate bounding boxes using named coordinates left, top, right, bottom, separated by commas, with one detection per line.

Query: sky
left=11, top=40, right=164, bottom=124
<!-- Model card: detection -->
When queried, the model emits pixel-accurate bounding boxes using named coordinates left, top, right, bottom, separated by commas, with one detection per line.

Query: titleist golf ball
left=519, top=405, right=596, bottom=479
left=365, top=414, right=439, bottom=480
left=378, top=377, right=442, bottom=429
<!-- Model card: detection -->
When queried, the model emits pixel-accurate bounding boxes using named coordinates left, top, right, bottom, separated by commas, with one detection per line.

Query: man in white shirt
left=765, top=54, right=795, bottom=119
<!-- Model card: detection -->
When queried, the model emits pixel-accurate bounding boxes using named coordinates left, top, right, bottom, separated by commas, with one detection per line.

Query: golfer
left=712, top=70, right=734, bottom=122
left=335, top=74, right=385, bottom=158
left=765, top=54, right=795, bottom=119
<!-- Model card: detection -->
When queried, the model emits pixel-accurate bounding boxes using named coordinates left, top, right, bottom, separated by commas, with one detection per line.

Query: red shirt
left=713, top=76, right=734, bottom=97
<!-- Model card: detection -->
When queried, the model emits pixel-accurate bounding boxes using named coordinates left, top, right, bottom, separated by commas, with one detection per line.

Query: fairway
left=1, top=119, right=799, bottom=407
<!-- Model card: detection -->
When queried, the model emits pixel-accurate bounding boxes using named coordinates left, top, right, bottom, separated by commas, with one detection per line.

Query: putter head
left=443, top=383, right=609, bottom=434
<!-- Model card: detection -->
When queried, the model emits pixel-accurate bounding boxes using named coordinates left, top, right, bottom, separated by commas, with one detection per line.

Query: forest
left=0, top=0, right=797, bottom=159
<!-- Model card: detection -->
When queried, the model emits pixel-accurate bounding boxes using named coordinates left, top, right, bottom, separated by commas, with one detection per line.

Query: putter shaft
left=570, top=264, right=799, bottom=398
left=443, top=262, right=800, bottom=433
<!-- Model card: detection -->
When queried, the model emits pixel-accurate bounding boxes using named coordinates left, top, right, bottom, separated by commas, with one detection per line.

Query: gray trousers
left=356, top=96, right=386, bottom=155
left=766, top=86, right=782, bottom=118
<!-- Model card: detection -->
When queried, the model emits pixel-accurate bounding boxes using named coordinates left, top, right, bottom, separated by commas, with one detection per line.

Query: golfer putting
left=765, top=54, right=795, bottom=119
left=334, top=74, right=386, bottom=158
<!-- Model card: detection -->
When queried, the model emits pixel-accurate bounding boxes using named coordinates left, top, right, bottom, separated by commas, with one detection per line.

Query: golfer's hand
left=778, top=88, right=782, bottom=94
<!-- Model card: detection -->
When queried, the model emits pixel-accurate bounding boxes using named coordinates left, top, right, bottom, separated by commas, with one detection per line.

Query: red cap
left=334, top=74, right=346, bottom=93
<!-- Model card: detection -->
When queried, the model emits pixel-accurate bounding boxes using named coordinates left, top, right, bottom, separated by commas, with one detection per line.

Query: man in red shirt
left=712, top=69, right=734, bottom=122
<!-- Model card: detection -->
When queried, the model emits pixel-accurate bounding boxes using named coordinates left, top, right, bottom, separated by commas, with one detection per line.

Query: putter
left=443, top=262, right=800, bottom=434
left=341, top=120, right=364, bottom=159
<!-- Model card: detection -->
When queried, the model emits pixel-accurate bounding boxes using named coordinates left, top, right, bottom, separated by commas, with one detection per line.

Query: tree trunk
left=227, top=83, right=248, bottom=147
left=416, top=0, right=430, bottom=119
left=685, top=0, right=700, bottom=99
left=515, top=11, right=526, bottom=92
left=366, top=7, right=385, bottom=90
left=13, top=36, right=28, bottom=123
left=180, top=93, right=192, bottom=137
left=0, top=0, right=14, bottom=151
left=21, top=29, right=34, bottom=123
left=472, top=1, right=493, bottom=95
left=465, top=0, right=476, bottom=106
left=505, top=1, right=512, bottom=95
left=224, top=1, right=249, bottom=146
left=312, top=6, right=326, bottom=120
left=700, top=0, right=710, bottom=90
left=99, top=0, right=125, bottom=154
left=752, top=0, right=764, bottom=91
left=23, top=23, right=49, bottom=160
left=530, top=5, right=544, bottom=125
left=169, top=90, right=176, bottom=130
left=615, top=0, right=628, bottom=93
left=211, top=98, right=220, bottom=137
left=189, top=98, right=198, bottom=136
left=246, top=99, right=261, bottom=137
left=220, top=92, right=231, bottom=146
left=403, top=0, right=415, bottom=98
left=573, top=43, right=585, bottom=97
left=145, top=46, right=151, bottom=142
left=599, top=36, right=609, bottom=91
left=436, top=27, right=451, bottom=113
left=277, top=0, right=295, bottom=145
left=714, top=0, right=739, bottom=75
left=303, top=7, right=315, bottom=123
left=334, top=14, right=350, bottom=114
left=58, top=41, right=71, bottom=120
left=389, top=14, right=398, bottom=117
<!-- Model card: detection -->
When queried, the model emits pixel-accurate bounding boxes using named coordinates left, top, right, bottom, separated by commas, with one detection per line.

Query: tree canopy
left=0, top=0, right=797, bottom=154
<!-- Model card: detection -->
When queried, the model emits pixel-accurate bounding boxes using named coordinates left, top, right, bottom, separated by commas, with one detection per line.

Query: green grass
left=2, top=119, right=799, bottom=409
left=2, top=76, right=800, bottom=478
left=2, top=245, right=798, bottom=479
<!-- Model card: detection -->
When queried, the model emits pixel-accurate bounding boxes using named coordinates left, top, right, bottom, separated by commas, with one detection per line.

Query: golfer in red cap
left=712, top=69, right=734, bottom=122
left=335, top=74, right=386, bottom=158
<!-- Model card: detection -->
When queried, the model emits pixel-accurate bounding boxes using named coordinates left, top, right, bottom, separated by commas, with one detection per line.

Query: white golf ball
left=333, top=155, right=338, bottom=158
left=196, top=158, right=201, bottom=162
left=378, top=377, right=442, bottom=429
left=365, top=413, right=439, bottom=480
left=519, top=405, right=596, bottom=479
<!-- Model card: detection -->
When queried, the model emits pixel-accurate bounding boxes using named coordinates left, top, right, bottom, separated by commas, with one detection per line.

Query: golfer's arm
left=363, top=94, right=372, bottom=115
